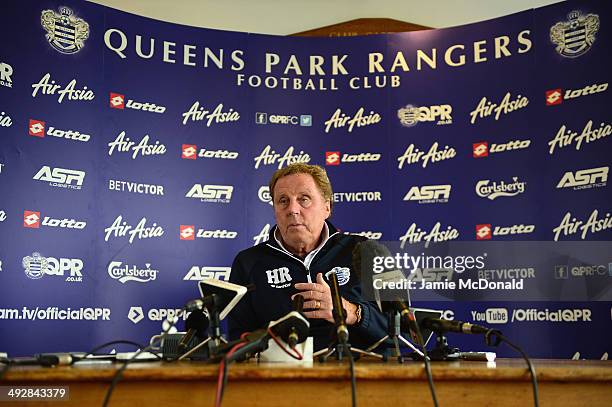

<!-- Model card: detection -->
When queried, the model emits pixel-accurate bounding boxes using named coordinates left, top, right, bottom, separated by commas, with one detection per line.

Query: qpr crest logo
left=325, top=267, right=351, bottom=286
left=550, top=10, right=599, bottom=58
left=397, top=105, right=419, bottom=127
left=41, top=7, right=90, bottom=54
left=22, top=252, right=48, bottom=279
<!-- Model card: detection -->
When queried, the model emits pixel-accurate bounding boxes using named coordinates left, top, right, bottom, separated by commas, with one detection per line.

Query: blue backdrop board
left=0, top=0, right=610, bottom=358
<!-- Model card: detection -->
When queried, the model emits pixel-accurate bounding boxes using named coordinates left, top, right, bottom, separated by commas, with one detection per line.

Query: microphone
left=269, top=295, right=309, bottom=348
left=178, top=310, right=209, bottom=353
left=326, top=268, right=349, bottom=344
left=421, top=318, right=491, bottom=335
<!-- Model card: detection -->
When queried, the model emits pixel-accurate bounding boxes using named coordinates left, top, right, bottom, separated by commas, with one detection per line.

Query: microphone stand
left=178, top=294, right=228, bottom=360
left=365, top=310, right=424, bottom=362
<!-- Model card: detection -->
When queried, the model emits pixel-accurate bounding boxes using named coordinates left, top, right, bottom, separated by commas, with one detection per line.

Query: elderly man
left=228, top=163, right=388, bottom=351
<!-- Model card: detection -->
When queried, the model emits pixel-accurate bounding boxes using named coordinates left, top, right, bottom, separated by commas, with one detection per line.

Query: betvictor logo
left=109, top=92, right=166, bottom=113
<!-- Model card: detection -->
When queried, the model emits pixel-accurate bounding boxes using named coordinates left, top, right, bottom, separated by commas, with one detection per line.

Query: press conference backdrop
left=0, top=0, right=610, bottom=358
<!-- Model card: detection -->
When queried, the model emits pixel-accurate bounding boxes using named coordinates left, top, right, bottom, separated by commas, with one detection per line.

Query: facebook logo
left=555, top=265, right=569, bottom=279
left=300, top=115, right=312, bottom=127
left=255, top=112, right=267, bottom=124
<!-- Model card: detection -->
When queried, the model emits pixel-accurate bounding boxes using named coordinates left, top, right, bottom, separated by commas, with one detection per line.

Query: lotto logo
left=28, top=119, right=45, bottom=137
left=182, top=144, right=197, bottom=160
left=546, top=89, right=563, bottom=106
left=326, top=151, right=340, bottom=166
left=180, top=225, right=195, bottom=240
left=476, top=224, right=491, bottom=240
left=109, top=93, right=125, bottom=109
left=473, top=142, right=488, bottom=158
left=24, top=211, right=41, bottom=228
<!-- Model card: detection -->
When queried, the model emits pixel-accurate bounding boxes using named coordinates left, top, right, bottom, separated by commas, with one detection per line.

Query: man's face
left=273, top=173, right=331, bottom=253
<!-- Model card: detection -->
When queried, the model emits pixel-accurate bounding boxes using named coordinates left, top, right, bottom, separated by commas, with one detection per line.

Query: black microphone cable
left=405, top=309, right=438, bottom=407
left=348, top=348, right=357, bottom=407
left=485, top=330, right=539, bottom=407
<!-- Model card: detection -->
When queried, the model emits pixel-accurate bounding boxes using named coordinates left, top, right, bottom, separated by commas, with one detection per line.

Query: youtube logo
left=545, top=89, right=563, bottom=106
left=473, top=142, right=488, bottom=158
left=476, top=224, right=492, bottom=240
left=24, top=210, right=41, bottom=228
left=325, top=151, right=340, bottom=166
left=182, top=144, right=197, bottom=160
left=109, top=92, right=125, bottom=109
left=180, top=225, right=195, bottom=240
left=28, top=119, right=45, bottom=137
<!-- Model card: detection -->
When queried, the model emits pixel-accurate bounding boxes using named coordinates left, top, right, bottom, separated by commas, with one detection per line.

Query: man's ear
left=325, top=200, right=331, bottom=219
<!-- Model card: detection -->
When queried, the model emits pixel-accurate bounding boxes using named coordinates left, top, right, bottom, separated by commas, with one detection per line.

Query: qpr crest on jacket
left=41, top=7, right=90, bottom=54
left=326, top=267, right=351, bottom=286
left=550, top=10, right=599, bottom=58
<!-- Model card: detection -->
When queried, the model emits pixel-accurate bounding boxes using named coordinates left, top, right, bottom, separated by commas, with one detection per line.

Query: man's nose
left=287, top=198, right=301, bottom=214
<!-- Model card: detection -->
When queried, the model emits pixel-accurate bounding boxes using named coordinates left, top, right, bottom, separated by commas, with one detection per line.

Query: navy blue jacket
left=228, top=221, right=390, bottom=351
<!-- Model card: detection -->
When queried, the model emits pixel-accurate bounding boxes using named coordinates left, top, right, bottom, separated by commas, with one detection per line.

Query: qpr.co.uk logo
left=184, top=266, right=231, bottom=281
left=107, top=261, right=159, bottom=284
left=476, top=224, right=535, bottom=240
left=255, top=112, right=312, bottom=127
left=181, top=144, right=238, bottom=160
left=258, top=186, right=273, bottom=206
left=472, top=140, right=531, bottom=158
left=0, top=61, right=13, bottom=88
left=325, top=151, right=381, bottom=166
left=325, top=267, right=351, bottom=286
left=403, top=185, right=451, bottom=204
left=397, top=104, right=452, bottom=127
left=186, top=184, right=233, bottom=203
left=41, top=7, right=89, bottom=54
left=109, top=92, right=166, bottom=113
left=179, top=225, right=237, bottom=240
left=23, top=210, right=86, bottom=230
left=557, top=167, right=608, bottom=190
left=33, top=165, right=85, bottom=190
left=28, top=119, right=90, bottom=142
left=545, top=83, right=607, bottom=106
left=476, top=177, right=527, bottom=200
left=550, top=10, right=600, bottom=58
left=22, top=252, right=83, bottom=282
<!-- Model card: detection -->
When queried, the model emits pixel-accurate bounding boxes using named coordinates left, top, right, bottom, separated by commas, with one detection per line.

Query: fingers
left=302, top=309, right=333, bottom=322
left=316, top=272, right=329, bottom=288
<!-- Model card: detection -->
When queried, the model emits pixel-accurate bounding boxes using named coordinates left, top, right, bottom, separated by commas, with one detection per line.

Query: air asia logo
left=325, top=151, right=380, bottom=165
left=109, top=92, right=166, bottom=113
left=0, top=111, right=12, bottom=128
left=104, top=215, right=164, bottom=244
left=33, top=165, right=85, bottom=190
left=107, top=261, right=159, bottom=284
left=107, top=131, right=167, bottom=159
left=333, top=191, right=382, bottom=203
left=108, top=179, right=165, bottom=196
left=476, top=177, right=527, bottom=200
left=28, top=119, right=91, bottom=142
left=324, top=107, right=381, bottom=133
left=266, top=267, right=292, bottom=288
left=476, top=224, right=535, bottom=240
left=557, top=167, right=608, bottom=190
left=255, top=112, right=312, bottom=127
left=254, top=145, right=311, bottom=169
left=186, top=184, right=233, bottom=203
left=23, top=210, right=86, bottom=230
left=182, top=101, right=240, bottom=126
left=41, top=7, right=89, bottom=54
left=469, top=92, right=529, bottom=124
left=258, top=186, right=273, bottom=205
left=325, top=267, right=351, bottom=286
left=253, top=224, right=271, bottom=245
left=553, top=209, right=612, bottom=241
left=404, top=185, right=451, bottom=204
left=0, top=62, right=13, bottom=88
left=399, top=222, right=459, bottom=249
left=397, top=142, right=456, bottom=169
left=548, top=120, right=611, bottom=155
left=550, top=10, right=600, bottom=58
left=22, top=252, right=83, bottom=282
left=397, top=104, right=452, bottom=127
left=184, top=266, right=231, bottom=281
left=179, top=225, right=237, bottom=240
left=472, top=140, right=531, bottom=158
left=545, top=83, right=607, bottom=106
left=181, top=144, right=238, bottom=160
left=31, top=73, right=94, bottom=103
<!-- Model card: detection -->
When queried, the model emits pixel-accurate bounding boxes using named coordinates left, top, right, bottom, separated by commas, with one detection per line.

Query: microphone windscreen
left=185, top=310, right=209, bottom=337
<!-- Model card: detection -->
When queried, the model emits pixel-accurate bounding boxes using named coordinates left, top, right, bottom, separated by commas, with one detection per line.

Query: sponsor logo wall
left=0, top=0, right=610, bottom=359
